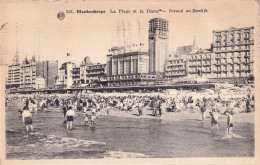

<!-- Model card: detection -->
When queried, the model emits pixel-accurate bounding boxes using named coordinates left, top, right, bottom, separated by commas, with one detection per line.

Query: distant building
left=166, top=56, right=188, bottom=79
left=55, top=62, right=76, bottom=88
left=7, top=56, right=57, bottom=90
left=6, top=63, right=21, bottom=89
left=176, top=45, right=195, bottom=55
left=106, top=51, right=154, bottom=87
left=166, top=43, right=197, bottom=79
left=211, top=26, right=254, bottom=79
left=20, top=56, right=37, bottom=89
left=72, top=67, right=80, bottom=87
left=35, top=77, right=46, bottom=89
left=148, top=18, right=169, bottom=79
left=36, top=61, right=58, bottom=88
left=86, top=63, right=107, bottom=87
left=187, top=49, right=213, bottom=79
left=79, top=56, right=92, bottom=85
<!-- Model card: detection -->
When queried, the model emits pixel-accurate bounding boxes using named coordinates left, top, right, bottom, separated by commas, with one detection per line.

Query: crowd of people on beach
left=6, top=91, right=255, bottom=137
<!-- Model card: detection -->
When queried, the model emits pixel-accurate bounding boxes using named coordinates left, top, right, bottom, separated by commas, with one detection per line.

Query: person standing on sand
left=200, top=100, right=207, bottom=121
left=106, top=103, right=110, bottom=117
left=62, top=104, right=68, bottom=118
left=22, top=106, right=33, bottom=132
left=210, top=109, right=220, bottom=129
left=65, top=106, right=76, bottom=130
left=158, top=100, right=162, bottom=116
left=138, top=101, right=143, bottom=116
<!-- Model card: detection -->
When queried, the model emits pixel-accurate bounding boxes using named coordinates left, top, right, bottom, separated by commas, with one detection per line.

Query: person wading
left=65, top=106, right=76, bottom=130
left=22, top=106, right=34, bottom=132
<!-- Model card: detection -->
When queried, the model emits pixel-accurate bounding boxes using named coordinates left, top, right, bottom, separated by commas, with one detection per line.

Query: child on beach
left=22, top=106, right=33, bottom=132
left=84, top=113, right=89, bottom=125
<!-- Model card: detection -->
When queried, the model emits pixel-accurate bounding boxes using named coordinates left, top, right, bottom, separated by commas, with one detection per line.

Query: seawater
left=6, top=101, right=254, bottom=159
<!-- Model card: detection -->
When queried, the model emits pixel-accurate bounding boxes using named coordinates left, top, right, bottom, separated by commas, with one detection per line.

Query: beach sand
left=97, top=106, right=254, bottom=124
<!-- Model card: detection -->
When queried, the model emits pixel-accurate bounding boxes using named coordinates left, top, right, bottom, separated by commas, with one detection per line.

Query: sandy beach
left=5, top=100, right=255, bottom=159
left=96, top=106, right=255, bottom=124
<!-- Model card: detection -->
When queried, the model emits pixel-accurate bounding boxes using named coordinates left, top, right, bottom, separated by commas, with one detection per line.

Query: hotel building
left=20, top=57, right=37, bottom=89
left=106, top=51, right=154, bottom=87
left=6, top=63, right=21, bottom=89
left=86, top=63, right=107, bottom=87
left=211, top=26, right=254, bottom=79
left=55, top=62, right=76, bottom=88
left=187, top=49, right=213, bottom=79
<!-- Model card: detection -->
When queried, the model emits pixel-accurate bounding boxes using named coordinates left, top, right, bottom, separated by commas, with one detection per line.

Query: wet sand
left=5, top=100, right=255, bottom=159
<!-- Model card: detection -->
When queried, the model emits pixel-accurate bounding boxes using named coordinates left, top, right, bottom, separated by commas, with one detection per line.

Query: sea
left=5, top=100, right=254, bottom=159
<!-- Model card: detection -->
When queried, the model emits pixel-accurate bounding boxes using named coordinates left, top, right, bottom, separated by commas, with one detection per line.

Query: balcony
left=188, top=71, right=198, bottom=74
left=213, top=71, right=221, bottom=73
left=189, top=59, right=197, bottom=62
left=244, top=55, right=250, bottom=59
left=202, top=71, right=212, bottom=73
left=189, top=65, right=197, bottom=68
left=202, top=58, right=211, bottom=61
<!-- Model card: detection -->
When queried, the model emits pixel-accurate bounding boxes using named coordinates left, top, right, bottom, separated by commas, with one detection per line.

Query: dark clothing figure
left=63, top=106, right=68, bottom=117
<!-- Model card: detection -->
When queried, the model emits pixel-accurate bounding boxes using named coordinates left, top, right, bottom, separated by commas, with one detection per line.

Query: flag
left=67, top=53, right=71, bottom=56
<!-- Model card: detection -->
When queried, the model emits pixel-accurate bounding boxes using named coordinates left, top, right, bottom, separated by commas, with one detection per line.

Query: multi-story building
left=187, top=49, right=213, bottom=79
left=6, top=63, right=21, bottom=89
left=211, top=26, right=254, bottom=79
left=7, top=56, right=56, bottom=90
left=86, top=63, right=107, bottom=87
left=106, top=51, right=154, bottom=86
left=72, top=67, right=80, bottom=87
left=79, top=56, right=92, bottom=85
left=20, top=56, right=37, bottom=89
left=55, top=62, right=76, bottom=88
left=36, top=61, right=58, bottom=88
left=166, top=44, right=196, bottom=79
left=166, top=55, right=188, bottom=79
left=148, top=18, right=169, bottom=79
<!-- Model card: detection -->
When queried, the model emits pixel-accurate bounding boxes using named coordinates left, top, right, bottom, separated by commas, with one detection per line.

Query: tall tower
left=148, top=18, right=169, bottom=79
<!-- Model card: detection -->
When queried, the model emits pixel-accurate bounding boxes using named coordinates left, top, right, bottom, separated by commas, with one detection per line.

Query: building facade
left=211, top=26, right=254, bottom=79
left=6, top=63, right=21, bottom=89
left=36, top=61, right=58, bottom=88
left=166, top=57, right=188, bottom=79
left=72, top=67, right=80, bottom=87
left=79, top=56, right=92, bottom=85
left=20, top=57, right=37, bottom=89
left=148, top=18, right=169, bottom=79
left=55, top=62, right=75, bottom=88
left=187, top=49, right=213, bottom=79
left=106, top=51, right=154, bottom=86
left=166, top=44, right=196, bottom=79
left=85, top=63, right=107, bottom=87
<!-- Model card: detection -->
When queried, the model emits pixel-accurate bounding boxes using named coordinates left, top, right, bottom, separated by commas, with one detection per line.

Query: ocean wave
left=37, top=135, right=107, bottom=149
left=105, top=151, right=149, bottom=158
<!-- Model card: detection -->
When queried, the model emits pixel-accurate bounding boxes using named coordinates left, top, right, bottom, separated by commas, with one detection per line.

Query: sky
left=0, top=0, right=258, bottom=67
